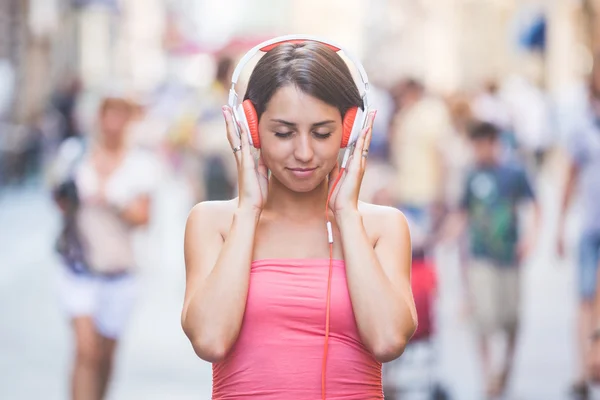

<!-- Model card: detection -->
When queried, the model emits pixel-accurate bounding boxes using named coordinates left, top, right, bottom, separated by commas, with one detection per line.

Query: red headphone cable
left=322, top=163, right=346, bottom=400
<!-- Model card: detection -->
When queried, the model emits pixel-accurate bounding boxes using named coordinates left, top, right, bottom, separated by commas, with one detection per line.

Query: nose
left=293, top=132, right=314, bottom=163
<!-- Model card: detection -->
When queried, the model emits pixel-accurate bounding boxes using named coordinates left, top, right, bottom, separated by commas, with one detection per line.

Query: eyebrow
left=270, top=119, right=336, bottom=128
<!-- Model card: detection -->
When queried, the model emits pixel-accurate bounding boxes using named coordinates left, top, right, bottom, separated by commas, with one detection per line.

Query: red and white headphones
left=227, top=34, right=371, bottom=168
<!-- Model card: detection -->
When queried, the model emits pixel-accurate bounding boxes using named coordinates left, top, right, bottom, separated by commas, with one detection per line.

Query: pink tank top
left=212, top=258, right=383, bottom=399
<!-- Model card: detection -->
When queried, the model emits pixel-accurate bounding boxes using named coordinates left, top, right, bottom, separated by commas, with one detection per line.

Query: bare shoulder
left=358, top=201, right=407, bottom=223
left=186, top=198, right=239, bottom=236
left=358, top=201, right=411, bottom=241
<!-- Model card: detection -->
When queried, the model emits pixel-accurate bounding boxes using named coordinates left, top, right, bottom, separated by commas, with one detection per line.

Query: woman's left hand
left=328, top=110, right=377, bottom=216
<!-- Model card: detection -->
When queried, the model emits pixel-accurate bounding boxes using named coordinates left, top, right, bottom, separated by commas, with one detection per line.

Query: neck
left=263, top=176, right=329, bottom=221
left=101, top=137, right=126, bottom=153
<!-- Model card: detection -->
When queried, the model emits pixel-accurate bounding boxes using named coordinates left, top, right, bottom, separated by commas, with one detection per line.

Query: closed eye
left=314, top=132, right=332, bottom=139
left=274, top=131, right=333, bottom=139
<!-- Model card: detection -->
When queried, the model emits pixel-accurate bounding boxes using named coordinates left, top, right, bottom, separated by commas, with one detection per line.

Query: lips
left=287, top=167, right=317, bottom=178
left=288, top=167, right=317, bottom=172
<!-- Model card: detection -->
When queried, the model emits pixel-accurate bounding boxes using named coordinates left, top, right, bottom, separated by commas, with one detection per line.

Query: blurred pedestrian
left=471, top=80, right=517, bottom=163
left=194, top=54, right=238, bottom=202
left=441, top=121, right=540, bottom=398
left=50, top=76, right=82, bottom=142
left=557, top=59, right=600, bottom=400
left=52, top=93, right=159, bottom=400
left=388, top=78, right=454, bottom=250
left=500, top=73, right=554, bottom=172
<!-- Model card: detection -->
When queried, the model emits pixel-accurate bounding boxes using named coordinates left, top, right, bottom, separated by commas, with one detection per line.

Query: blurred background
left=0, top=0, right=599, bottom=399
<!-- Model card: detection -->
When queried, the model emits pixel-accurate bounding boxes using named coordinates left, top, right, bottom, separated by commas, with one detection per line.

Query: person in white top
left=53, top=95, right=158, bottom=400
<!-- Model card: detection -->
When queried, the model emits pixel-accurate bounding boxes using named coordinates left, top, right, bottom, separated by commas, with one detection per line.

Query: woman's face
left=258, top=85, right=342, bottom=193
left=100, top=104, right=131, bottom=146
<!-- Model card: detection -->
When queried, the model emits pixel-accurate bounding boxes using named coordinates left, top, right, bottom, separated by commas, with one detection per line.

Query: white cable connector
left=326, top=221, right=333, bottom=244
left=341, top=147, right=352, bottom=169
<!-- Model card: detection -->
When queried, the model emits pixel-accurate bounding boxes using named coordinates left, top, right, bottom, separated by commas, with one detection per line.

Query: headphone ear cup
left=242, top=100, right=260, bottom=149
left=341, top=107, right=358, bottom=148
left=342, top=107, right=362, bottom=148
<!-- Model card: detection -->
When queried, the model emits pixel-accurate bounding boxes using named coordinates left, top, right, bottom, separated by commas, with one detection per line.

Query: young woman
left=182, top=38, right=417, bottom=399
left=54, top=95, right=157, bottom=400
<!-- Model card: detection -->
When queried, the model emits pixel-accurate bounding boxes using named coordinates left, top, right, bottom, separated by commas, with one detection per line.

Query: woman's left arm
left=337, top=208, right=417, bottom=363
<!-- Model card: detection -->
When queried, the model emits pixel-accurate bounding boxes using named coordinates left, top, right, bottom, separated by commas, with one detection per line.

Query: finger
left=222, top=106, right=239, bottom=146
left=236, top=119, right=255, bottom=170
left=353, top=127, right=369, bottom=171
left=257, top=152, right=269, bottom=180
left=360, top=128, right=372, bottom=170
left=350, top=126, right=368, bottom=172
left=363, top=111, right=376, bottom=152
left=361, top=112, right=377, bottom=169
left=222, top=106, right=242, bottom=165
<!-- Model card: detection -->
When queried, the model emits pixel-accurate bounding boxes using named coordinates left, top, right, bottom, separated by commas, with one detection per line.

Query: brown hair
left=216, top=55, right=234, bottom=86
left=99, top=97, right=135, bottom=117
left=243, top=41, right=363, bottom=121
left=468, top=120, right=500, bottom=141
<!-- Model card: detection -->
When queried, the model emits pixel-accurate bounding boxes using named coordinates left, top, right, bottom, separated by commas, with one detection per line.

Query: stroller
left=383, top=207, right=450, bottom=400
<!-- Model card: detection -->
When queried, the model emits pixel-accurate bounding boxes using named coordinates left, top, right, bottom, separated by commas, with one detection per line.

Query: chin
left=276, top=171, right=323, bottom=193
left=290, top=182, right=320, bottom=193
left=280, top=178, right=318, bottom=193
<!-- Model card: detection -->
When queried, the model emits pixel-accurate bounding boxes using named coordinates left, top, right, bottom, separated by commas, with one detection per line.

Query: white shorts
left=57, top=267, right=138, bottom=339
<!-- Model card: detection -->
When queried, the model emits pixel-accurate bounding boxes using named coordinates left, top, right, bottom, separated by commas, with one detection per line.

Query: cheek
left=259, top=148, right=279, bottom=171
left=320, top=140, right=342, bottom=162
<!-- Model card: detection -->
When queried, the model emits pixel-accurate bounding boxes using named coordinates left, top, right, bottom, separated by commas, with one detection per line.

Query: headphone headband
left=228, top=34, right=370, bottom=109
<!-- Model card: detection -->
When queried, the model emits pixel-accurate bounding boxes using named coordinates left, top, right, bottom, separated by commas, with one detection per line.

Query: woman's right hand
left=223, top=106, right=268, bottom=213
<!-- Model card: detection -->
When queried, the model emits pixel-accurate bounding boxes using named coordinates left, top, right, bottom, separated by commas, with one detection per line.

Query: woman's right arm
left=181, top=105, right=268, bottom=363
left=181, top=202, right=259, bottom=362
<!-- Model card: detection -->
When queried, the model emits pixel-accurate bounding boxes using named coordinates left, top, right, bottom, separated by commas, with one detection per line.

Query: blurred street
left=2, top=1, right=600, bottom=398
left=0, top=155, right=584, bottom=400
left=0, top=175, right=214, bottom=400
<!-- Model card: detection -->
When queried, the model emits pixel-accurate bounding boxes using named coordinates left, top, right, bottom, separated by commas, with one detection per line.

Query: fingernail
left=222, top=106, right=228, bottom=116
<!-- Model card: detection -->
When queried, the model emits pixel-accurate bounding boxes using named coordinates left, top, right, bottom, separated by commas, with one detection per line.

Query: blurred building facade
left=1, top=0, right=600, bottom=124
left=364, top=0, right=593, bottom=95
left=0, top=0, right=27, bottom=122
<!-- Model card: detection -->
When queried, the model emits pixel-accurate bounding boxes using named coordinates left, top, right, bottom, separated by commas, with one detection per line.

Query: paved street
left=0, top=158, right=586, bottom=399
left=0, top=177, right=212, bottom=400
